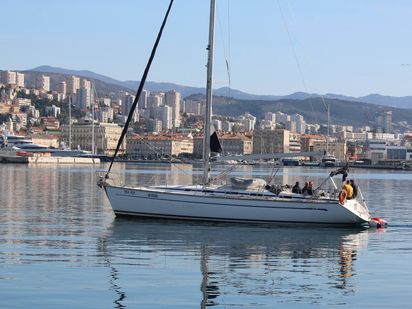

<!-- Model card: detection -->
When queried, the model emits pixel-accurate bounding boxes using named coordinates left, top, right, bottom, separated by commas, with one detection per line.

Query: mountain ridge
left=25, top=65, right=412, bottom=109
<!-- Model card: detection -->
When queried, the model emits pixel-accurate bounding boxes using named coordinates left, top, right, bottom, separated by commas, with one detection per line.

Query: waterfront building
left=336, top=131, right=399, bottom=142
left=312, top=141, right=347, bottom=161
left=61, top=122, right=123, bottom=155
left=31, top=133, right=60, bottom=148
left=193, top=132, right=252, bottom=158
left=300, top=134, right=325, bottom=152
left=220, top=133, right=253, bottom=156
left=386, top=146, right=409, bottom=161
left=252, top=128, right=290, bottom=154
left=126, top=133, right=193, bottom=158
left=289, top=132, right=301, bottom=152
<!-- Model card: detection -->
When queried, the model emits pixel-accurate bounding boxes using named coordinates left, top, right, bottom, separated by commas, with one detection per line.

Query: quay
left=0, top=155, right=100, bottom=164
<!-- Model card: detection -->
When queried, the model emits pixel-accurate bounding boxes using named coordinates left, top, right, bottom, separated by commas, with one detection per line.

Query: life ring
left=339, top=190, right=347, bottom=205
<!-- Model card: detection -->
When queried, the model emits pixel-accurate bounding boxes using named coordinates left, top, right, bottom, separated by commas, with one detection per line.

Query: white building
left=222, top=120, right=233, bottom=132
left=45, top=105, right=61, bottom=117
left=1, top=70, right=16, bottom=85
left=58, top=81, right=67, bottom=99
left=148, top=93, right=163, bottom=117
left=138, top=89, right=149, bottom=109
left=96, top=107, right=114, bottom=123
left=100, top=97, right=111, bottom=107
left=213, top=119, right=222, bottom=131
left=75, top=88, right=94, bottom=110
left=241, top=113, right=256, bottom=132
left=292, top=114, right=306, bottom=134
left=36, top=75, right=50, bottom=92
left=184, top=100, right=203, bottom=115
left=67, top=76, right=80, bottom=95
left=16, top=72, right=25, bottom=88
left=81, top=79, right=91, bottom=90
left=275, top=111, right=290, bottom=126
left=165, top=90, right=181, bottom=128
left=161, top=105, right=173, bottom=131
left=264, top=112, right=276, bottom=123
left=122, top=93, right=138, bottom=122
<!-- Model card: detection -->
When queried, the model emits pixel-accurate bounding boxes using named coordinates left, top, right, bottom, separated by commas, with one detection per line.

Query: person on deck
left=302, top=182, right=310, bottom=195
left=292, top=181, right=302, bottom=194
left=350, top=179, right=358, bottom=199
left=343, top=180, right=353, bottom=200
left=308, top=181, right=314, bottom=195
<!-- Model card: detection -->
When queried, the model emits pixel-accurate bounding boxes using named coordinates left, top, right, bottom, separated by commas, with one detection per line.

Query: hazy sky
left=2, top=0, right=412, bottom=97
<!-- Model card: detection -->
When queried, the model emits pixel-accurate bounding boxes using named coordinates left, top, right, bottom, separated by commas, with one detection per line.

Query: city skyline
left=2, top=1, right=412, bottom=97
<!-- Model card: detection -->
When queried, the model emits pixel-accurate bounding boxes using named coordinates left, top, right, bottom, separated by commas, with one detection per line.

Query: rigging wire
left=277, top=0, right=322, bottom=126
left=216, top=0, right=232, bottom=98
left=105, top=0, right=174, bottom=178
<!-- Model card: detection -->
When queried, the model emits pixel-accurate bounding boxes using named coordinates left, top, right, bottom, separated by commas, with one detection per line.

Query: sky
left=2, top=0, right=412, bottom=98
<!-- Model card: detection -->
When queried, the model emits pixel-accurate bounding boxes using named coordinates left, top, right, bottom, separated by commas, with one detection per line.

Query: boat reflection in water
left=98, top=219, right=373, bottom=308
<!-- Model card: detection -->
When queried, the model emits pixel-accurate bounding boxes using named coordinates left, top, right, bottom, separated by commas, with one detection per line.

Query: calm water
left=0, top=163, right=411, bottom=308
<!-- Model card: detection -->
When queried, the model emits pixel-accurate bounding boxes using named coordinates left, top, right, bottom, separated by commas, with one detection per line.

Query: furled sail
left=210, top=131, right=222, bottom=153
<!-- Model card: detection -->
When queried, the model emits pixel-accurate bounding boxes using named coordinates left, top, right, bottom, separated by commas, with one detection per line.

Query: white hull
left=104, top=185, right=370, bottom=226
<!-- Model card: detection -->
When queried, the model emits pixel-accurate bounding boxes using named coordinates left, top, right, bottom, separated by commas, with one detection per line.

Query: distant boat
left=99, top=0, right=385, bottom=227
left=282, top=158, right=300, bottom=166
left=321, top=153, right=337, bottom=167
left=301, top=161, right=320, bottom=167
left=0, top=134, right=90, bottom=157
left=401, top=161, right=412, bottom=170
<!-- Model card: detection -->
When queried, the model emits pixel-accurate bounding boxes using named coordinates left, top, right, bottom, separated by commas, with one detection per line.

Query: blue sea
left=0, top=163, right=411, bottom=308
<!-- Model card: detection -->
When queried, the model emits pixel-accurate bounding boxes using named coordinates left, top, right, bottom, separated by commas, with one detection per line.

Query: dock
left=0, top=155, right=100, bottom=164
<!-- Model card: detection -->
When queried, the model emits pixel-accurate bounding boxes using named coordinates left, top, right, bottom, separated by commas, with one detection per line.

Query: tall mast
left=68, top=96, right=72, bottom=150
left=326, top=103, right=330, bottom=154
left=202, top=0, right=216, bottom=185
left=91, top=85, right=95, bottom=154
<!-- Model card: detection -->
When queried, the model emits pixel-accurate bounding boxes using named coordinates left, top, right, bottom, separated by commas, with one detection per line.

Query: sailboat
left=320, top=102, right=337, bottom=167
left=99, top=0, right=386, bottom=227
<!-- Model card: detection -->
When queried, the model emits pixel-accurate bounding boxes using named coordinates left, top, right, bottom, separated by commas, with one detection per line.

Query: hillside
left=6, top=66, right=410, bottom=131
left=28, top=66, right=412, bottom=109
left=211, top=96, right=412, bottom=131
